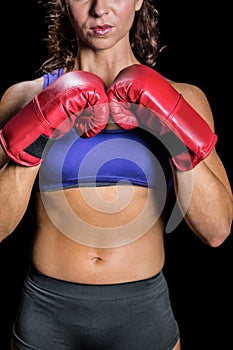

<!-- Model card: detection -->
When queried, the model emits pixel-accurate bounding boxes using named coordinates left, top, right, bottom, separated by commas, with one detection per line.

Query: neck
left=74, top=45, right=140, bottom=88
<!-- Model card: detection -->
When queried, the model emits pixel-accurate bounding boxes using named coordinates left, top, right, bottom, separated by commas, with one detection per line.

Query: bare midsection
left=32, top=186, right=165, bottom=284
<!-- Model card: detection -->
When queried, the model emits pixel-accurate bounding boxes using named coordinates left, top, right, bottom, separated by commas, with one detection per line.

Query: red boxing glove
left=107, top=64, right=217, bottom=171
left=0, top=71, right=108, bottom=166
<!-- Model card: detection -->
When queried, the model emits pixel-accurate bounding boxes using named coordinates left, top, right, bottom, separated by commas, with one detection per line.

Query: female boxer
left=0, top=1, right=232, bottom=349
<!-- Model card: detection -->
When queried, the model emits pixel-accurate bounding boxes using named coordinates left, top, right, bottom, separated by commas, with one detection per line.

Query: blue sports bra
left=34, top=69, right=173, bottom=192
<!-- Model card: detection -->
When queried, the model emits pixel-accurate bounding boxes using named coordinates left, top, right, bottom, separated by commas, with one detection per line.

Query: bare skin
left=1, top=68, right=233, bottom=350
left=4, top=74, right=233, bottom=350
left=1, top=0, right=232, bottom=349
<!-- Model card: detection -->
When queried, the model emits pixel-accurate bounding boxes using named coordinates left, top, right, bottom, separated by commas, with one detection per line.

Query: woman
left=0, top=0, right=232, bottom=349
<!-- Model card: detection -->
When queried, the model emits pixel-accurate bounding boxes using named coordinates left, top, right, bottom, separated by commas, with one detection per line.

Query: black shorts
left=13, top=267, right=179, bottom=350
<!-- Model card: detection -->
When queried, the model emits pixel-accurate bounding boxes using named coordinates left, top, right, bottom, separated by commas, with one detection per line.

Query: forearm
left=172, top=160, right=233, bottom=246
left=0, top=147, right=39, bottom=242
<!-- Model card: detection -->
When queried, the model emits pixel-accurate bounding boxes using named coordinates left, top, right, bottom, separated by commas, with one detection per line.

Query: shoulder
left=167, top=79, right=215, bottom=130
left=0, top=77, right=44, bottom=127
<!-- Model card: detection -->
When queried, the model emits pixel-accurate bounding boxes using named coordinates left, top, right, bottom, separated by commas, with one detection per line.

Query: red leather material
left=0, top=71, right=109, bottom=166
left=107, top=64, right=217, bottom=171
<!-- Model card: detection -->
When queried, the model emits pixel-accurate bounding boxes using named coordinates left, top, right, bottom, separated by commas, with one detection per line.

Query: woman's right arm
left=0, top=149, right=39, bottom=241
left=0, top=79, right=43, bottom=242
left=0, top=71, right=109, bottom=241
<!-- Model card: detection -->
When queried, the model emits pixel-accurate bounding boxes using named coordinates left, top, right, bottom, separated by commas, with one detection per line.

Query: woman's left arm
left=171, top=81, right=233, bottom=246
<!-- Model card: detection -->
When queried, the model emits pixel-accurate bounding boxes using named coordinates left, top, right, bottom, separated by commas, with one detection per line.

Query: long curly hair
left=38, top=0, right=161, bottom=74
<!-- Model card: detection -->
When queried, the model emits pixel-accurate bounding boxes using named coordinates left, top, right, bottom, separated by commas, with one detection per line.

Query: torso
left=32, top=186, right=166, bottom=284
left=1, top=67, right=179, bottom=284
left=31, top=127, right=171, bottom=285
left=29, top=67, right=174, bottom=284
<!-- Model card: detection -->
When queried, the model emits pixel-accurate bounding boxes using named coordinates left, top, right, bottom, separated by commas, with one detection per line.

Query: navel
left=91, top=256, right=103, bottom=263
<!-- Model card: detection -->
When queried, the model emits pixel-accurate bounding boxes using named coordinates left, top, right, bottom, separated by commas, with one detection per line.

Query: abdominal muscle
left=32, top=185, right=166, bottom=284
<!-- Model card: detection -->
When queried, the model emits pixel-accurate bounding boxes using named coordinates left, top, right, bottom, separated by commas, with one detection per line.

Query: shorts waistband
left=27, top=265, right=165, bottom=300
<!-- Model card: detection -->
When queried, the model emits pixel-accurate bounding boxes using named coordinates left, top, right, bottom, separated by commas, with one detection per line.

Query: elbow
left=0, top=217, right=22, bottom=243
left=208, top=238, right=228, bottom=248
left=0, top=226, right=14, bottom=243
left=204, top=219, right=232, bottom=247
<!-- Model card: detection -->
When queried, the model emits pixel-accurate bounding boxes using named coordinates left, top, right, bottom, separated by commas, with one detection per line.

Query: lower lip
left=91, top=27, right=112, bottom=36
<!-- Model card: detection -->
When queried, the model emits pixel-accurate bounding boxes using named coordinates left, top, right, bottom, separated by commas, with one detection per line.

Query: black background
left=0, top=1, right=232, bottom=349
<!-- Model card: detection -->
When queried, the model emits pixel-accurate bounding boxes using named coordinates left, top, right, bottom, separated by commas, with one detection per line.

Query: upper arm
left=170, top=81, right=215, bottom=130
left=0, top=77, right=44, bottom=128
left=170, top=80, right=232, bottom=197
